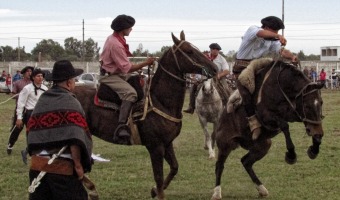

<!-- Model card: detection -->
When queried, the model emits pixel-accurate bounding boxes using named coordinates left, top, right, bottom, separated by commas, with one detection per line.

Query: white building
left=320, top=46, right=340, bottom=61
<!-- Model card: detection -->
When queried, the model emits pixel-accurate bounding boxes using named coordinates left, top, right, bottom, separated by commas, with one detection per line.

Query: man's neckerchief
left=113, top=32, right=133, bottom=57
left=32, top=83, right=46, bottom=96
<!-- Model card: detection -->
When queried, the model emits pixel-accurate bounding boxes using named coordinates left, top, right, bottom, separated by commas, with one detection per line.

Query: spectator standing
left=303, top=67, right=310, bottom=79
left=6, top=66, right=34, bottom=155
left=331, top=69, right=338, bottom=89
left=12, top=70, right=22, bottom=82
left=319, top=69, right=327, bottom=88
left=310, top=68, right=317, bottom=82
left=1, top=70, right=6, bottom=79
left=16, top=69, right=48, bottom=164
left=5, top=73, right=11, bottom=90
left=27, top=60, right=93, bottom=199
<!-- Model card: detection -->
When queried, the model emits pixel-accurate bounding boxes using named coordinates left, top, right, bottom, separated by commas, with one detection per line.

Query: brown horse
left=74, top=31, right=217, bottom=200
left=211, top=59, right=324, bottom=199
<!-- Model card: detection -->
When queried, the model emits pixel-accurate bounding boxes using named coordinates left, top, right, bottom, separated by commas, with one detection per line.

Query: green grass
left=0, top=89, right=339, bottom=200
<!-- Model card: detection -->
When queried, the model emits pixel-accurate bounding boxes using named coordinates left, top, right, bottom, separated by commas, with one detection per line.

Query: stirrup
left=113, top=124, right=131, bottom=145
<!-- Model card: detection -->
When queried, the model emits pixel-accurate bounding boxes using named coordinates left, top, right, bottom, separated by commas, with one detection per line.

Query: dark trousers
left=237, top=80, right=255, bottom=117
left=8, top=109, right=32, bottom=148
left=29, top=170, right=88, bottom=200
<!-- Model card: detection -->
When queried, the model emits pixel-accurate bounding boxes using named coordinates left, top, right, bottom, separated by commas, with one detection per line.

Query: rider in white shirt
left=16, top=68, right=48, bottom=164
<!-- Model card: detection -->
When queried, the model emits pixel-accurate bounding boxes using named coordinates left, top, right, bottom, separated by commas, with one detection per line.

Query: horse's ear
left=315, top=82, right=325, bottom=90
left=171, top=32, right=180, bottom=45
left=180, top=30, right=185, bottom=41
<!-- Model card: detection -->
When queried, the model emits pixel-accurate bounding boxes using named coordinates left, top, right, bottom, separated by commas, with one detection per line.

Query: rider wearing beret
left=100, top=14, right=156, bottom=144
left=233, top=16, right=298, bottom=140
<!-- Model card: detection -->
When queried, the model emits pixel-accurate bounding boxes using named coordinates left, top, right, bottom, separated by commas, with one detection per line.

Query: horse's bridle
left=158, top=40, right=215, bottom=82
left=277, top=63, right=322, bottom=125
left=141, top=40, right=215, bottom=124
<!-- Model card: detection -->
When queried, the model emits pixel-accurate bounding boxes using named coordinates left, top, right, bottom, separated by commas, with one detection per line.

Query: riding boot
left=248, top=115, right=262, bottom=140
left=113, top=100, right=133, bottom=145
left=183, top=84, right=198, bottom=114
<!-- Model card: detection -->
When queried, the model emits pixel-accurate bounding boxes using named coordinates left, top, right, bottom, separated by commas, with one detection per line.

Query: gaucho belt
left=30, top=155, right=74, bottom=176
left=233, top=59, right=252, bottom=74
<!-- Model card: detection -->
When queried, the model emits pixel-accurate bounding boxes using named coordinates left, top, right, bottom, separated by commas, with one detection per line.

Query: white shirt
left=236, top=26, right=281, bottom=60
left=212, top=54, right=229, bottom=72
left=16, top=83, right=48, bottom=120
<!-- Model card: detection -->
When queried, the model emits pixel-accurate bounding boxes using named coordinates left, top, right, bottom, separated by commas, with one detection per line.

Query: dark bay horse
left=211, top=58, right=324, bottom=199
left=74, top=31, right=217, bottom=200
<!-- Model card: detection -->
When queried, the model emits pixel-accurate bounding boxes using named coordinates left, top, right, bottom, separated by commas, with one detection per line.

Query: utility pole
left=18, top=37, right=21, bottom=61
left=82, top=19, right=85, bottom=66
left=282, top=0, right=285, bottom=36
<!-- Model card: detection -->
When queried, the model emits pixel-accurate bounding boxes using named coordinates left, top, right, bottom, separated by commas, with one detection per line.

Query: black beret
left=209, top=43, right=222, bottom=50
left=30, top=68, right=45, bottom=81
left=261, top=16, right=285, bottom=30
left=111, top=14, right=135, bottom=31
left=21, top=66, right=34, bottom=74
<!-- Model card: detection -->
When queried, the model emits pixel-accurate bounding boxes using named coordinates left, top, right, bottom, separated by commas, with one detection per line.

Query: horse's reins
left=136, top=41, right=215, bottom=123
left=276, top=63, right=322, bottom=125
left=0, top=94, right=18, bottom=105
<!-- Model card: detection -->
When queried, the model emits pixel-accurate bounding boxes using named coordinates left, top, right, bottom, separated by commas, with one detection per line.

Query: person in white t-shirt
left=184, top=43, right=230, bottom=114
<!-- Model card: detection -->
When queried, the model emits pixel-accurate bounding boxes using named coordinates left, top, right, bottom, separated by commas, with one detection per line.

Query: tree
left=31, top=39, right=65, bottom=61
left=0, top=46, right=31, bottom=61
left=83, top=38, right=100, bottom=61
left=64, top=37, right=82, bottom=59
left=297, top=50, right=306, bottom=61
left=225, top=50, right=237, bottom=62
left=152, top=46, right=171, bottom=57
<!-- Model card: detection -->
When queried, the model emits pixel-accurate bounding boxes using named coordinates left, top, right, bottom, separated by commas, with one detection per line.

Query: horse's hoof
left=151, top=186, right=157, bottom=198
left=285, top=152, right=297, bottom=165
left=211, top=186, right=222, bottom=200
left=307, top=146, right=318, bottom=159
left=256, top=184, right=269, bottom=197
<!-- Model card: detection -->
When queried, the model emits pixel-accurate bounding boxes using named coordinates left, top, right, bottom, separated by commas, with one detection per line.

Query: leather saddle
left=95, top=75, right=145, bottom=110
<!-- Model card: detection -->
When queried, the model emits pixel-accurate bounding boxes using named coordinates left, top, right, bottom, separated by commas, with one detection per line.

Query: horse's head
left=170, top=31, right=218, bottom=78
left=202, top=78, right=215, bottom=96
left=295, top=82, right=324, bottom=142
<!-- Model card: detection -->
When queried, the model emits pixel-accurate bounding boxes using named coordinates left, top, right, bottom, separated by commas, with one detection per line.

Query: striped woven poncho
left=27, top=85, right=93, bottom=172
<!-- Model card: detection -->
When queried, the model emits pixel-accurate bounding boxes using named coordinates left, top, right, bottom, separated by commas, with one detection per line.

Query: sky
left=1, top=0, right=340, bottom=56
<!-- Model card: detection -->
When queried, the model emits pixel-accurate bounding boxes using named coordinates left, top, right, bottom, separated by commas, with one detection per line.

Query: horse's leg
left=211, top=144, right=233, bottom=200
left=280, top=123, right=297, bottom=164
left=241, top=138, right=271, bottom=197
left=307, top=137, right=321, bottom=159
left=147, top=145, right=166, bottom=200
left=162, top=143, right=179, bottom=190
left=198, top=117, right=214, bottom=159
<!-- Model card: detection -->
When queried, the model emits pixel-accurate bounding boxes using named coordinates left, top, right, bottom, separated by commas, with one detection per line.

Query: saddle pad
left=94, top=93, right=120, bottom=110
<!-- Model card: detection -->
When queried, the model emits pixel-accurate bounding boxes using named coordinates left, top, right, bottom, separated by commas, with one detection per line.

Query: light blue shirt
left=236, top=26, right=281, bottom=60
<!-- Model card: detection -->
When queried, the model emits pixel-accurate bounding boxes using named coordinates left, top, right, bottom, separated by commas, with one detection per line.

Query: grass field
left=0, top=89, right=339, bottom=200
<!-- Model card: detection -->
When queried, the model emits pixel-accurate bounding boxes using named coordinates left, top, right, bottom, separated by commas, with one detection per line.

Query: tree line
left=0, top=37, right=320, bottom=62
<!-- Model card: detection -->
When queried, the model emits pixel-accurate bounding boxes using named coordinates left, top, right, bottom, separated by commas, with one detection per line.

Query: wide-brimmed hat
left=209, top=43, right=222, bottom=50
left=111, top=14, right=135, bottom=31
left=45, top=60, right=83, bottom=81
left=261, top=16, right=285, bottom=30
left=30, top=68, right=45, bottom=81
left=21, top=66, right=34, bottom=74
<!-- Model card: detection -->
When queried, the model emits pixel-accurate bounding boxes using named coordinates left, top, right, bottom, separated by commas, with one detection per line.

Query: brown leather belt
left=233, top=59, right=252, bottom=74
left=30, top=155, right=74, bottom=176
left=235, top=59, right=251, bottom=67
